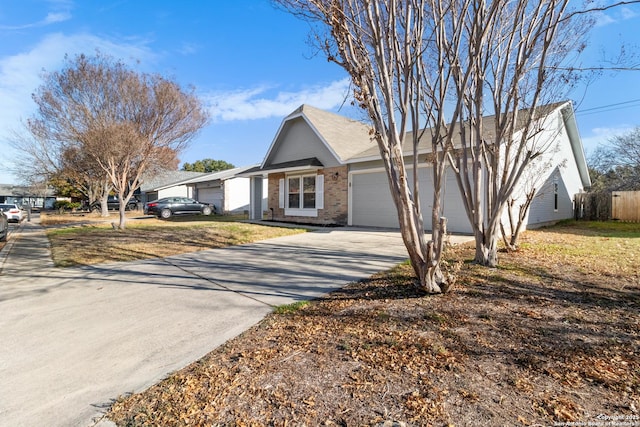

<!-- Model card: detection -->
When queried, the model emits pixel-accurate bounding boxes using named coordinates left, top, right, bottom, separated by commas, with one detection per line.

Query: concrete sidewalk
left=0, top=214, right=54, bottom=276
left=0, top=216, right=421, bottom=427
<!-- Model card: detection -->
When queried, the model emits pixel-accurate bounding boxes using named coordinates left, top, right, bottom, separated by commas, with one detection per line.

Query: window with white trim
left=288, top=175, right=316, bottom=209
left=279, top=173, right=324, bottom=217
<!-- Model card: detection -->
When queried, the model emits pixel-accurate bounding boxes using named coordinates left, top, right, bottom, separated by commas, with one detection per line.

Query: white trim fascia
left=559, top=102, right=591, bottom=188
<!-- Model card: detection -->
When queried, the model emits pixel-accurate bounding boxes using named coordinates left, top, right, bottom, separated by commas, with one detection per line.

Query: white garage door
left=197, top=187, right=223, bottom=212
left=350, top=168, right=472, bottom=233
left=350, top=172, right=399, bottom=228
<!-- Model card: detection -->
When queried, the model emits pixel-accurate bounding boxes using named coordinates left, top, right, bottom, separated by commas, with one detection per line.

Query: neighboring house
left=139, top=171, right=207, bottom=204
left=243, top=102, right=591, bottom=233
left=0, top=184, right=56, bottom=210
left=157, top=166, right=266, bottom=215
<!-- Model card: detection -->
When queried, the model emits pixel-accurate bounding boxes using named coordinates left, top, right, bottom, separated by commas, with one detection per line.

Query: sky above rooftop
left=0, top=0, right=638, bottom=184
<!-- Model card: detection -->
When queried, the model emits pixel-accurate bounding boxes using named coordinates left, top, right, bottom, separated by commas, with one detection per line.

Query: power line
left=576, top=98, right=640, bottom=116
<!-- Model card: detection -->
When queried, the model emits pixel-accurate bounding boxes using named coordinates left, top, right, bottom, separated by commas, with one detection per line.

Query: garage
left=349, top=167, right=473, bottom=233
left=196, top=187, right=223, bottom=213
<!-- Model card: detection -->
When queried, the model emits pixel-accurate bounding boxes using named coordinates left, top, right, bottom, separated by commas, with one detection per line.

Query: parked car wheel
left=160, top=208, right=172, bottom=219
left=202, top=206, right=212, bottom=216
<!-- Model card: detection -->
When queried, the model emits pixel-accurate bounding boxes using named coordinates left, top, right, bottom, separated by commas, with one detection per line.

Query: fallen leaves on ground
left=108, top=221, right=640, bottom=426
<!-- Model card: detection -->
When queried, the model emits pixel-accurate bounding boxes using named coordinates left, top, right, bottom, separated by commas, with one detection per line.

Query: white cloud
left=0, top=10, right=72, bottom=30
left=594, top=12, right=616, bottom=27
left=43, top=12, right=72, bottom=25
left=0, top=32, right=158, bottom=183
left=620, top=7, right=639, bottom=20
left=581, top=125, right=634, bottom=155
left=0, top=32, right=157, bottom=126
left=594, top=6, right=639, bottom=27
left=205, top=78, right=353, bottom=122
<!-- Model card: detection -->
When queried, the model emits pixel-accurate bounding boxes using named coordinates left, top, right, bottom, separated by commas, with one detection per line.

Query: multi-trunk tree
left=277, top=0, right=471, bottom=292
left=27, top=52, right=208, bottom=229
left=278, top=0, right=609, bottom=275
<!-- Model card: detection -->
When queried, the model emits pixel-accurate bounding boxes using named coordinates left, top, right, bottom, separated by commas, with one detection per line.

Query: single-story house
left=139, top=171, right=207, bottom=204
left=243, top=102, right=591, bottom=233
left=0, top=184, right=57, bottom=210
left=155, top=165, right=266, bottom=215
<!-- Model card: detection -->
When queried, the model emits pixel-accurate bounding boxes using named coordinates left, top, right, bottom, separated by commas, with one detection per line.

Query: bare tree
left=589, top=127, right=640, bottom=191
left=11, top=129, right=112, bottom=214
left=27, top=52, right=208, bottom=229
left=441, top=0, right=595, bottom=266
left=276, top=0, right=474, bottom=293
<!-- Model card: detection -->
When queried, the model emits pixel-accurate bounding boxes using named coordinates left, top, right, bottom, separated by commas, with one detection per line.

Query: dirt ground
left=107, top=221, right=640, bottom=426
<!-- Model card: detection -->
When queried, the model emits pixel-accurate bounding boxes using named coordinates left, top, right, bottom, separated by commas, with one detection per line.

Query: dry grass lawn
left=106, top=220, right=640, bottom=426
left=42, top=212, right=306, bottom=267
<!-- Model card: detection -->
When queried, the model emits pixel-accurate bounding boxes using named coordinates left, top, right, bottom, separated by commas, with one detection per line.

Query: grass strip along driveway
left=107, top=221, right=640, bottom=426
left=43, top=213, right=306, bottom=267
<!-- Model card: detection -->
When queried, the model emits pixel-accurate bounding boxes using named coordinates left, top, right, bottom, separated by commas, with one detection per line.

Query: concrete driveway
left=0, top=226, right=412, bottom=427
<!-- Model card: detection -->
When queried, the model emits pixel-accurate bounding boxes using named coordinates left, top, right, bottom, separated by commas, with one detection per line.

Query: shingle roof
left=286, top=105, right=376, bottom=162
left=296, top=102, right=571, bottom=162
left=0, top=184, right=56, bottom=197
left=157, top=165, right=257, bottom=188
left=140, top=171, right=207, bottom=192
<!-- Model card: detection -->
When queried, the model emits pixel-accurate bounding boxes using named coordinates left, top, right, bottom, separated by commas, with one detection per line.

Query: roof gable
left=261, top=104, right=375, bottom=168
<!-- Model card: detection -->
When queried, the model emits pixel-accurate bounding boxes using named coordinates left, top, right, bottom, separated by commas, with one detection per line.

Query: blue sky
left=0, top=0, right=638, bottom=184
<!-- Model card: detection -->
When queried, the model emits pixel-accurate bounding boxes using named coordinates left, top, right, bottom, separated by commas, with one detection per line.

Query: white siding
left=223, top=177, right=251, bottom=213
left=505, top=110, right=585, bottom=228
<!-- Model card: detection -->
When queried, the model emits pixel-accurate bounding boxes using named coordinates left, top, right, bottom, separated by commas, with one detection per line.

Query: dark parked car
left=144, top=197, right=213, bottom=219
left=0, top=210, right=8, bottom=242
left=90, top=196, right=139, bottom=212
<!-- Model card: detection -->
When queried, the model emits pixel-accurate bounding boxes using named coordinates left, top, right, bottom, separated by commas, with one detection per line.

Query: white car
left=0, top=203, right=26, bottom=223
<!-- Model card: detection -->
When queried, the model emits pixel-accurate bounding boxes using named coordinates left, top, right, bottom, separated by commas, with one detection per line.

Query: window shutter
left=278, top=178, right=285, bottom=208
left=316, top=174, right=324, bottom=209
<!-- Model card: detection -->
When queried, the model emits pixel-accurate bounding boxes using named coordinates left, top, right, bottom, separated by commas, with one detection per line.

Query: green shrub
left=54, top=200, right=82, bottom=213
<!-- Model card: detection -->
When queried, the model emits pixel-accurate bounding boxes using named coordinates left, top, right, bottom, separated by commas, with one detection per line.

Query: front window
left=303, top=176, right=316, bottom=208
left=288, top=175, right=316, bottom=209
left=288, top=177, right=300, bottom=209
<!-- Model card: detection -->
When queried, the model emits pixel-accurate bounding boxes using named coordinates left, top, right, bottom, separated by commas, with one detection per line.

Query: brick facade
left=267, top=166, right=349, bottom=225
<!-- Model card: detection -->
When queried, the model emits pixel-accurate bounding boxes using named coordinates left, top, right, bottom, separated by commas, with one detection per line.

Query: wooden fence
left=612, top=191, right=640, bottom=223
left=575, top=191, right=640, bottom=222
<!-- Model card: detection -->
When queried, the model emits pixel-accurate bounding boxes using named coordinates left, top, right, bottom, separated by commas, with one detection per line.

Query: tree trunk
left=474, top=230, right=499, bottom=267
left=117, top=205, right=126, bottom=230
left=99, top=194, right=109, bottom=217
left=401, top=217, right=449, bottom=293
